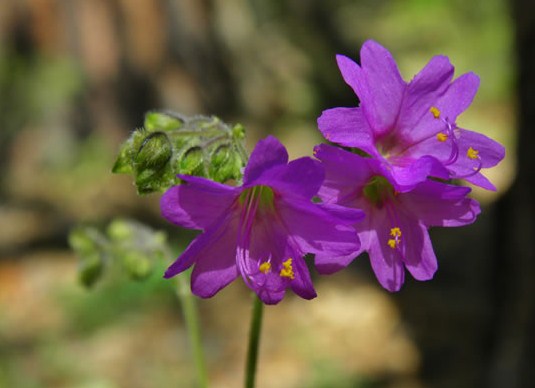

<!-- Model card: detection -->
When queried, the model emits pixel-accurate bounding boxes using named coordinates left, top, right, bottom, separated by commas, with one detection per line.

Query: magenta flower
left=313, top=144, right=480, bottom=292
left=318, top=40, right=505, bottom=191
left=161, top=136, right=363, bottom=304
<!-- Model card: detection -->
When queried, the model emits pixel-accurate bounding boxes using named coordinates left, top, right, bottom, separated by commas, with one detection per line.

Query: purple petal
left=188, top=215, right=240, bottom=298
left=244, top=136, right=288, bottom=184
left=395, top=55, right=454, bottom=141
left=164, top=212, right=237, bottom=279
left=317, top=107, right=377, bottom=156
left=443, top=128, right=505, bottom=190
left=437, top=72, right=480, bottom=121
left=276, top=197, right=362, bottom=260
left=314, top=250, right=359, bottom=275
left=387, top=155, right=449, bottom=191
left=314, top=144, right=375, bottom=204
left=161, top=175, right=239, bottom=230
left=289, top=256, right=317, bottom=300
left=243, top=213, right=316, bottom=304
left=336, top=54, right=366, bottom=100
left=398, top=220, right=437, bottom=281
left=456, top=128, right=506, bottom=168
left=358, top=40, right=406, bottom=134
left=399, top=180, right=481, bottom=227
left=366, top=212, right=406, bottom=292
left=250, top=157, right=324, bottom=199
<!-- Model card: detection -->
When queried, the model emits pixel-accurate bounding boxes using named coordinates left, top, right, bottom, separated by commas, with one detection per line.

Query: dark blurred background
left=0, top=0, right=532, bottom=387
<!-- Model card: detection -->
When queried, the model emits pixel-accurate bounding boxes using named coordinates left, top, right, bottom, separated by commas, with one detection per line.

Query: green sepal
left=112, top=111, right=248, bottom=194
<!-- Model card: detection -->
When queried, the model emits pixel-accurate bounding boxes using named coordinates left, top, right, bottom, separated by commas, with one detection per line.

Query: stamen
left=390, top=227, right=402, bottom=237
left=259, top=261, right=271, bottom=274
left=387, top=227, right=402, bottom=249
left=430, top=106, right=441, bottom=119
left=280, top=258, right=295, bottom=280
left=436, top=132, right=448, bottom=142
left=467, top=147, right=479, bottom=160
left=451, top=146, right=483, bottom=179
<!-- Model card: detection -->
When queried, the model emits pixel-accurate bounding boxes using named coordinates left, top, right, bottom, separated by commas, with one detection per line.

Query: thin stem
left=245, top=295, right=264, bottom=388
left=176, top=272, right=208, bottom=388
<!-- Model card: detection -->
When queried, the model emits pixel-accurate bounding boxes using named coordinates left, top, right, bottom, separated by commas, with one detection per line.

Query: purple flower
left=313, top=144, right=480, bottom=292
left=161, top=136, right=363, bottom=304
left=318, top=40, right=505, bottom=191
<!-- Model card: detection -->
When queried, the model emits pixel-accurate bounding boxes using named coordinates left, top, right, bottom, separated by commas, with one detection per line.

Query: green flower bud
left=121, top=251, right=153, bottom=280
left=77, top=252, right=104, bottom=288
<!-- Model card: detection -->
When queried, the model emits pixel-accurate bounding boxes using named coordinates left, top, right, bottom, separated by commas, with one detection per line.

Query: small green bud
left=134, top=132, right=174, bottom=194
left=144, top=111, right=184, bottom=132
left=78, top=252, right=104, bottom=288
left=107, top=219, right=133, bottom=241
left=68, top=227, right=98, bottom=255
left=179, top=146, right=204, bottom=175
left=122, top=251, right=153, bottom=280
left=112, top=111, right=248, bottom=194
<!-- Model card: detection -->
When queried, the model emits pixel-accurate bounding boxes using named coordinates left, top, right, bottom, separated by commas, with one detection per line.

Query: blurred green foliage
left=69, top=219, right=168, bottom=287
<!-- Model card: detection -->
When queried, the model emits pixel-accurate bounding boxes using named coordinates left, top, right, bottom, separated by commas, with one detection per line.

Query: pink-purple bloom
left=161, top=136, right=363, bottom=304
left=318, top=40, right=505, bottom=191
left=313, top=144, right=480, bottom=292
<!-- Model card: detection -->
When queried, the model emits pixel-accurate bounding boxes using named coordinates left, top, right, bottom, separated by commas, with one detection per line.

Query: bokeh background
left=1, top=0, right=533, bottom=387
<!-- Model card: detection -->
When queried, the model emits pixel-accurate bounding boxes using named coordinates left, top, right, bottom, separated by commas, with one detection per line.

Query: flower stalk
left=245, top=295, right=264, bottom=388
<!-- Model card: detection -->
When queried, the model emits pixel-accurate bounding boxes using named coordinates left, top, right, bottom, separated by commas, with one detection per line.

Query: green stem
left=176, top=272, right=208, bottom=388
left=245, top=295, right=264, bottom=388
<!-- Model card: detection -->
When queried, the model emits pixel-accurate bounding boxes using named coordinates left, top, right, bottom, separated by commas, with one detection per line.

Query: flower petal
left=161, top=175, right=239, bottom=230
left=387, top=155, right=449, bottom=191
left=397, top=219, right=437, bottom=282
left=250, top=157, right=324, bottom=199
left=447, top=128, right=505, bottom=190
left=358, top=40, right=406, bottom=134
left=164, top=211, right=237, bottom=278
left=187, top=215, right=240, bottom=298
left=437, top=72, right=480, bottom=121
left=336, top=54, right=366, bottom=100
left=314, top=144, right=375, bottom=204
left=244, top=136, right=288, bottom=184
left=395, top=55, right=454, bottom=142
left=243, top=213, right=316, bottom=304
left=366, top=211, right=406, bottom=292
left=275, top=198, right=362, bottom=269
left=289, top=255, right=317, bottom=300
left=399, top=180, right=481, bottom=227
left=317, top=107, right=377, bottom=156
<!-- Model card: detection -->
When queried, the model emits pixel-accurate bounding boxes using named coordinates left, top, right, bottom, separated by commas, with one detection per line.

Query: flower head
left=161, top=136, right=363, bottom=304
left=314, top=144, right=480, bottom=292
left=318, top=40, right=505, bottom=191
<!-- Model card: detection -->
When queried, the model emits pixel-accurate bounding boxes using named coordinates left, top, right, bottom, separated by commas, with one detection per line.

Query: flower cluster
left=161, top=40, right=504, bottom=302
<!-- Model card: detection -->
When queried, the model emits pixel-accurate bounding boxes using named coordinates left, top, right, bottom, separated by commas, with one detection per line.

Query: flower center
left=362, top=176, right=397, bottom=207
left=239, top=185, right=275, bottom=210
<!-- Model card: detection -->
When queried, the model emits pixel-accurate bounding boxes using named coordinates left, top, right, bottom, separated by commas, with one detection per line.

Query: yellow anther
left=436, top=132, right=448, bottom=142
left=388, top=227, right=402, bottom=249
left=259, top=261, right=271, bottom=274
left=279, top=258, right=295, bottom=280
left=430, top=106, right=441, bottom=119
left=467, top=147, right=479, bottom=160
left=390, top=227, right=402, bottom=238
